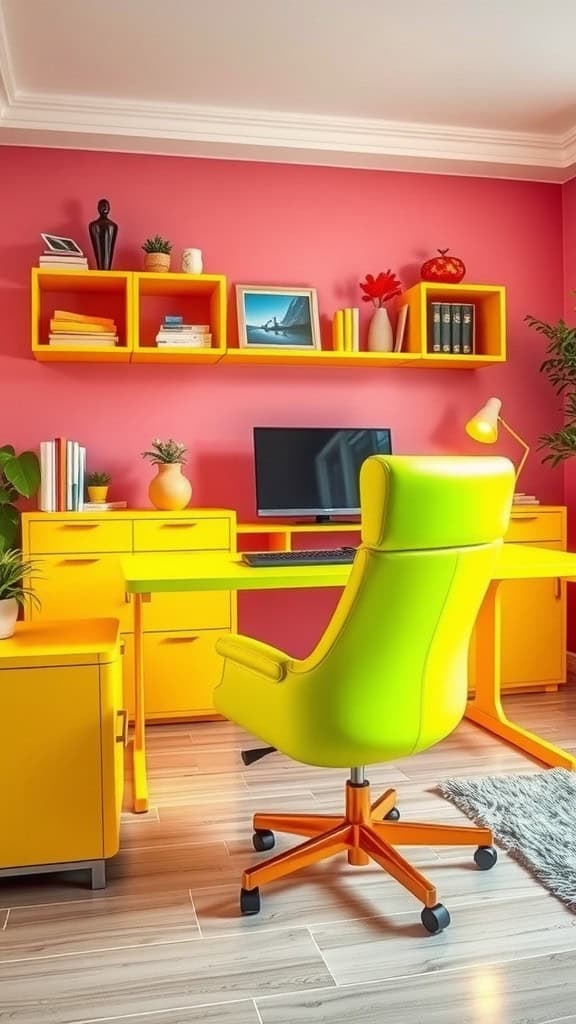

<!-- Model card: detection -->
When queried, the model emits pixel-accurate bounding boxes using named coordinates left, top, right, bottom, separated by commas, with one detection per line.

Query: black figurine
left=89, top=199, right=118, bottom=270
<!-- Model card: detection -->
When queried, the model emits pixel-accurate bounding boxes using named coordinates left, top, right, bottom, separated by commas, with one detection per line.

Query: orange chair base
left=243, top=781, right=492, bottom=909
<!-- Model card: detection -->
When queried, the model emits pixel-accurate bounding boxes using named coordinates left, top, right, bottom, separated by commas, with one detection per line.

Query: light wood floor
left=1, top=688, right=575, bottom=1024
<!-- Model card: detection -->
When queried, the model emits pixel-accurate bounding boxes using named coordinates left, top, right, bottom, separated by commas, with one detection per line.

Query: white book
left=351, top=308, right=359, bottom=352
left=39, top=441, right=49, bottom=511
left=79, top=446, right=86, bottom=512
left=66, top=441, right=73, bottom=511
left=82, top=501, right=127, bottom=511
left=49, top=440, right=56, bottom=512
left=72, top=442, right=80, bottom=511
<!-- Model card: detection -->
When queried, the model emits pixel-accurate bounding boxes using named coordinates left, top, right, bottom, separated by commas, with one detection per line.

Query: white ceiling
left=1, top=0, right=576, bottom=180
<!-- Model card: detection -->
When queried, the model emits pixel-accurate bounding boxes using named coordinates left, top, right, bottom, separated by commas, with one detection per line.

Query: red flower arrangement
left=360, top=270, right=402, bottom=308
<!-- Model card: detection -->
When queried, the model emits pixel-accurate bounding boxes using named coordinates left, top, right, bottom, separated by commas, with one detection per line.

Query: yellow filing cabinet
left=469, top=505, right=567, bottom=692
left=22, top=509, right=237, bottom=722
left=0, top=618, right=124, bottom=888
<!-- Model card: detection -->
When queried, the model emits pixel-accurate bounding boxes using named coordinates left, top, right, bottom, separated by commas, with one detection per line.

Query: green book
left=440, top=304, right=451, bottom=353
left=450, top=304, right=462, bottom=354
left=461, top=304, right=474, bottom=353
left=429, top=303, right=442, bottom=352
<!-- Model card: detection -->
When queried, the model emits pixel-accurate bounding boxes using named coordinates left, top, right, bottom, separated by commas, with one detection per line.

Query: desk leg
left=132, top=592, right=149, bottom=813
left=465, top=580, right=576, bottom=770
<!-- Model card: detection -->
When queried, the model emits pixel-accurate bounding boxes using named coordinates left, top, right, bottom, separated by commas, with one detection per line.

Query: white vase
left=181, top=248, right=203, bottom=274
left=0, top=598, right=18, bottom=639
left=367, top=306, right=394, bottom=353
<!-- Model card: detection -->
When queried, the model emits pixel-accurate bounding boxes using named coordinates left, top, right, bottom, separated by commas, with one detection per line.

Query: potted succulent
left=0, top=445, right=41, bottom=552
left=142, top=438, right=191, bottom=511
left=142, top=235, right=173, bottom=273
left=86, top=471, right=111, bottom=503
left=0, top=549, right=41, bottom=639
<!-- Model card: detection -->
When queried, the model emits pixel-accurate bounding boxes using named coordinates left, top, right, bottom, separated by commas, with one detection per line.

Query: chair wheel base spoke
left=240, top=887, right=261, bottom=915
left=474, top=845, right=498, bottom=870
left=384, top=806, right=400, bottom=821
left=421, top=903, right=451, bottom=934
left=253, top=829, right=275, bottom=852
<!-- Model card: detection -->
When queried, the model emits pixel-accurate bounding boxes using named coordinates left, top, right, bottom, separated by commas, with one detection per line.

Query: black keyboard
left=242, top=547, right=356, bottom=567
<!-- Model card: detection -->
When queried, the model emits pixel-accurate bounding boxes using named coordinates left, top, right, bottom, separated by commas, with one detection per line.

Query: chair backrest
left=293, top=456, right=514, bottom=767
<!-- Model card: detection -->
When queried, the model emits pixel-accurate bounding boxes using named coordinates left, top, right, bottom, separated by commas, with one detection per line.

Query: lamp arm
left=499, top=416, right=530, bottom=484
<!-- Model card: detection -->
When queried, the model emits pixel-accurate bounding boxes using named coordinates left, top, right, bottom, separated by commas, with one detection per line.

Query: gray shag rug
left=437, top=767, right=576, bottom=908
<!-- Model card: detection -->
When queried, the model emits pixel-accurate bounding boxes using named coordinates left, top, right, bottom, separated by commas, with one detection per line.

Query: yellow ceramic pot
left=148, top=463, right=192, bottom=511
left=88, top=486, right=108, bottom=502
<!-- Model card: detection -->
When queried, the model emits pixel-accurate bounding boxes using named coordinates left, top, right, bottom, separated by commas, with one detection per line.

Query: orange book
left=50, top=320, right=116, bottom=333
left=55, top=437, right=66, bottom=512
left=53, top=310, right=116, bottom=328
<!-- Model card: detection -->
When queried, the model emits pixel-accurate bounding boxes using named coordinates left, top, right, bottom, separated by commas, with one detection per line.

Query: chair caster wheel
left=474, top=845, right=498, bottom=870
left=240, top=887, right=261, bottom=915
left=253, top=829, right=275, bottom=852
left=384, top=807, right=400, bottom=821
left=421, top=903, right=451, bottom=934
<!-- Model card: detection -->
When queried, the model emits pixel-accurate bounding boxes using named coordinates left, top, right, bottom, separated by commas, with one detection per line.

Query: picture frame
left=41, top=233, right=84, bottom=255
left=236, top=285, right=321, bottom=350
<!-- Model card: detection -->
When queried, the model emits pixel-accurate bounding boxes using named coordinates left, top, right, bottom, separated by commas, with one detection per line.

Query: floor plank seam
left=252, top=999, right=264, bottom=1024
left=1, top=908, right=9, bottom=931
left=0, top=933, right=204, bottom=966
left=66, top=995, right=261, bottom=1024
left=187, top=888, right=203, bottom=938
left=306, top=927, right=339, bottom=987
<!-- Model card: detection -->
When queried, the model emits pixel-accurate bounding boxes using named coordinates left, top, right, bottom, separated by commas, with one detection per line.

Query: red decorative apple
left=420, top=248, right=466, bottom=283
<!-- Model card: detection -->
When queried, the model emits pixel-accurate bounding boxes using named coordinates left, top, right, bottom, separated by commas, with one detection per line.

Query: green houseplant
left=0, top=549, right=41, bottom=638
left=525, top=314, right=576, bottom=465
left=142, top=438, right=191, bottom=511
left=87, top=470, right=111, bottom=503
left=0, top=446, right=41, bottom=552
left=142, top=235, right=173, bottom=273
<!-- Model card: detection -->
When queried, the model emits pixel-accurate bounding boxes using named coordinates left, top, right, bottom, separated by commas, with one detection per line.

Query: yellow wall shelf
left=31, top=272, right=506, bottom=368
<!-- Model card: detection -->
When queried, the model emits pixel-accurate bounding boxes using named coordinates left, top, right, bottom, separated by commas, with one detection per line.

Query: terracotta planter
left=0, top=598, right=18, bottom=639
left=88, top=486, right=109, bottom=502
left=144, top=252, right=171, bottom=273
left=148, top=463, right=192, bottom=511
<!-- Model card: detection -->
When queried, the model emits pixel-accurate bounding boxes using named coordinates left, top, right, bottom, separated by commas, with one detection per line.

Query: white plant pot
left=367, top=306, right=394, bottom=352
left=182, top=248, right=204, bottom=274
left=0, top=598, right=18, bottom=639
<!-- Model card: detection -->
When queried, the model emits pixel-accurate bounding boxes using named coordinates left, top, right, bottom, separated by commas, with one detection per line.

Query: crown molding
left=0, top=43, right=575, bottom=180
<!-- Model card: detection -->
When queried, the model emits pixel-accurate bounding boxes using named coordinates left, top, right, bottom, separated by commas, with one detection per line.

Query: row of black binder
left=429, top=302, right=475, bottom=354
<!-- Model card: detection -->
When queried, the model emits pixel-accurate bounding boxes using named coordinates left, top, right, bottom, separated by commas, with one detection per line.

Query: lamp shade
left=465, top=397, right=502, bottom=444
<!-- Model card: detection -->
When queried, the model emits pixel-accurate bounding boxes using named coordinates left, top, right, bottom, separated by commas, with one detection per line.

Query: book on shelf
left=450, top=304, right=462, bottom=354
left=513, top=493, right=540, bottom=505
left=429, top=302, right=475, bottom=354
left=155, top=335, right=212, bottom=347
left=430, top=302, right=442, bottom=352
left=332, top=310, right=344, bottom=352
left=50, top=319, right=115, bottom=333
left=49, top=310, right=118, bottom=346
left=39, top=250, right=89, bottom=268
left=54, top=310, right=115, bottom=326
left=461, top=304, right=474, bottom=354
left=82, top=501, right=128, bottom=511
left=49, top=336, right=118, bottom=346
left=39, top=438, right=87, bottom=512
left=440, top=304, right=451, bottom=352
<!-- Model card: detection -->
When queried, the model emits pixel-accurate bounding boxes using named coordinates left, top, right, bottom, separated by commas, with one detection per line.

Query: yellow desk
left=122, top=545, right=576, bottom=812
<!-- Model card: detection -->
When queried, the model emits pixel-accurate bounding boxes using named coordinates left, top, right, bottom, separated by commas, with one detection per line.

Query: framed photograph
left=41, top=233, right=84, bottom=255
left=236, top=286, right=321, bottom=350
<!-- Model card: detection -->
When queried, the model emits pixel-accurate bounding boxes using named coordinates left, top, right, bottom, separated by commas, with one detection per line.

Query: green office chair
left=214, top=455, right=515, bottom=933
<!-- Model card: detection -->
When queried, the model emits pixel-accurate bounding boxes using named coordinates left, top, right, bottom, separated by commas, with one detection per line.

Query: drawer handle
left=513, top=516, right=539, bottom=522
left=161, top=636, right=199, bottom=644
left=116, top=709, right=128, bottom=745
left=555, top=578, right=562, bottom=600
left=62, top=523, right=99, bottom=529
left=59, top=558, right=101, bottom=565
left=161, top=522, right=197, bottom=529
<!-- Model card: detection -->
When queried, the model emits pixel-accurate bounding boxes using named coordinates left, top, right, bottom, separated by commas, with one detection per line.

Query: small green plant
left=0, top=446, right=41, bottom=552
left=87, top=471, right=111, bottom=486
left=525, top=313, right=576, bottom=466
left=142, top=235, right=172, bottom=255
left=0, top=549, right=41, bottom=611
left=141, top=439, right=187, bottom=465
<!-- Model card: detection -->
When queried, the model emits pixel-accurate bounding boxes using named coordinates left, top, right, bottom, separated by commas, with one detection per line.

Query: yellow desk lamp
left=465, top=398, right=530, bottom=498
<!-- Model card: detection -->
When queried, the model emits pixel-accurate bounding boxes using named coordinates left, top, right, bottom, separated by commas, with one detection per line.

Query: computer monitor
left=253, top=426, right=393, bottom=521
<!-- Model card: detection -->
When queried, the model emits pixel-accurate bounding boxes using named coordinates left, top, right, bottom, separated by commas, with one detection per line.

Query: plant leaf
left=0, top=504, right=19, bottom=551
left=0, top=445, right=15, bottom=468
left=4, top=451, right=40, bottom=499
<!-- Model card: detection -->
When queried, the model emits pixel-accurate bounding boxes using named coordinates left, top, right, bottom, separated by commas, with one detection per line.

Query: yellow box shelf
left=220, top=348, right=419, bottom=367
left=396, top=282, right=506, bottom=367
left=132, top=272, right=226, bottom=363
left=31, top=269, right=133, bottom=363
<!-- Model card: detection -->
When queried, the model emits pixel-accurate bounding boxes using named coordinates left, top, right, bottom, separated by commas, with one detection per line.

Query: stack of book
left=429, top=303, right=475, bottom=355
left=49, top=310, right=118, bottom=348
left=39, top=249, right=88, bottom=270
left=39, top=438, right=87, bottom=512
left=332, top=308, right=360, bottom=352
left=155, top=316, right=212, bottom=347
left=513, top=493, right=540, bottom=506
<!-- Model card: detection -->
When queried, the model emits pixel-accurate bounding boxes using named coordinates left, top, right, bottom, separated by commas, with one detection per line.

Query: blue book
left=164, top=315, right=183, bottom=324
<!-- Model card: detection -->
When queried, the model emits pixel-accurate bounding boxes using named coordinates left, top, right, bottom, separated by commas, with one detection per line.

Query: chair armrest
left=216, top=634, right=289, bottom=682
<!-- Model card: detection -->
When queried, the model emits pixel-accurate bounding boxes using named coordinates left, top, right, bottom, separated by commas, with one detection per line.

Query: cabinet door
left=30, top=554, right=132, bottom=632
left=140, top=629, right=228, bottom=720
left=500, top=540, right=565, bottom=688
left=0, top=666, right=102, bottom=867
left=100, top=654, right=125, bottom=857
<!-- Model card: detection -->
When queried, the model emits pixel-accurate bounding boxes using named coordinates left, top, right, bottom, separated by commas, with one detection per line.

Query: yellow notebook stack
left=49, top=310, right=118, bottom=347
left=332, top=308, right=359, bottom=352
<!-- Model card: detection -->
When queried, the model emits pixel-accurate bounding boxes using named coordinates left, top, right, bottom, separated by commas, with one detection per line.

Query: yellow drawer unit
left=29, top=518, right=132, bottom=554
left=0, top=619, right=124, bottom=889
left=133, top=517, right=231, bottom=552
left=23, top=508, right=237, bottom=724
left=504, top=511, right=564, bottom=544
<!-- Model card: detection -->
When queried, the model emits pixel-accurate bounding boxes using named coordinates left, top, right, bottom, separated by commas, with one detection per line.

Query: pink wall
left=0, top=146, right=566, bottom=652
left=562, top=178, right=576, bottom=648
